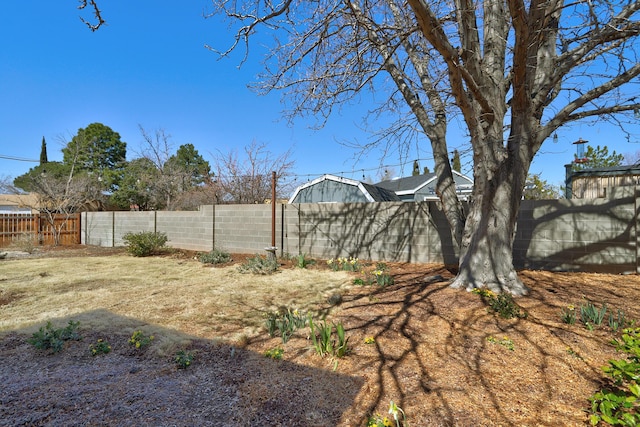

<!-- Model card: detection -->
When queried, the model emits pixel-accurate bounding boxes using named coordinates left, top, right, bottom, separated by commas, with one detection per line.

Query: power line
left=0, top=154, right=39, bottom=162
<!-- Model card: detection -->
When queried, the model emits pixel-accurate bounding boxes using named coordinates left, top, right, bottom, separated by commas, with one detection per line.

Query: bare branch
left=77, top=0, right=105, bottom=31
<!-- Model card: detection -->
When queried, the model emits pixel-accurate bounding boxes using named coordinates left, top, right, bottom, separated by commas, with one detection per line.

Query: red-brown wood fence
left=0, top=213, right=81, bottom=248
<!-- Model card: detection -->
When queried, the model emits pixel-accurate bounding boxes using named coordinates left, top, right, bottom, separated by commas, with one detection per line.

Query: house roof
left=288, top=174, right=401, bottom=203
left=375, top=173, right=438, bottom=195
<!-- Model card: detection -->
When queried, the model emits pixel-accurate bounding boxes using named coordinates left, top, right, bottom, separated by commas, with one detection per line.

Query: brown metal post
left=272, top=171, right=276, bottom=248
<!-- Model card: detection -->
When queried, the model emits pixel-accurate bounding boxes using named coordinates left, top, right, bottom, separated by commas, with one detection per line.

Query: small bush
left=122, top=231, right=168, bottom=257
left=198, top=248, right=232, bottom=264
left=28, top=321, right=81, bottom=353
left=237, top=254, right=278, bottom=275
left=264, top=347, right=284, bottom=360
left=11, top=232, right=38, bottom=254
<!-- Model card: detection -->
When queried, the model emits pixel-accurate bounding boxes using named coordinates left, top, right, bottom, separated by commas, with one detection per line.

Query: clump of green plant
left=237, top=254, right=278, bottom=275
left=308, top=315, right=350, bottom=358
left=198, top=248, right=232, bottom=264
left=368, top=401, right=408, bottom=427
left=264, top=308, right=307, bottom=343
left=609, top=309, right=627, bottom=332
left=28, top=320, right=81, bottom=353
left=561, top=305, right=577, bottom=324
left=122, top=231, right=168, bottom=257
left=129, top=330, right=154, bottom=350
left=472, top=288, right=527, bottom=319
left=580, top=300, right=608, bottom=328
left=589, top=327, right=640, bottom=426
left=327, top=256, right=361, bottom=272
left=295, top=253, right=314, bottom=269
left=174, top=349, right=194, bottom=369
left=264, top=347, right=284, bottom=360
left=372, top=269, right=394, bottom=287
left=89, top=338, right=111, bottom=356
left=487, top=335, right=515, bottom=351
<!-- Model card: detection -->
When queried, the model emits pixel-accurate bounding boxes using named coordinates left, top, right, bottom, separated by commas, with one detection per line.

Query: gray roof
left=375, top=174, right=437, bottom=193
left=361, top=182, right=402, bottom=202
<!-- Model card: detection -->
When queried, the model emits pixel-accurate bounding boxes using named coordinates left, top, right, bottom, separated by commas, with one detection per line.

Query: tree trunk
left=450, top=167, right=528, bottom=295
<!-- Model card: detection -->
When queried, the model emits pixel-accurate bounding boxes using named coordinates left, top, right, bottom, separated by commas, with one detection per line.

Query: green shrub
left=122, top=231, right=168, bottom=257
left=129, top=330, right=154, bottom=350
left=264, top=347, right=284, bottom=360
left=198, top=248, right=232, bottom=264
left=237, top=254, right=278, bottom=275
left=28, top=320, right=81, bottom=353
left=89, top=339, right=112, bottom=356
left=589, top=327, right=640, bottom=426
left=296, top=253, right=314, bottom=269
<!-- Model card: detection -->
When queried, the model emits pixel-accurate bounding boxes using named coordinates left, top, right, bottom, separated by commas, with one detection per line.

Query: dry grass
left=0, top=251, right=352, bottom=353
left=2, top=246, right=640, bottom=426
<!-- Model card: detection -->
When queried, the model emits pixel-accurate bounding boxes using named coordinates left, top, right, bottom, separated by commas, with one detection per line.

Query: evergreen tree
left=412, top=160, right=420, bottom=176
left=39, top=136, right=48, bottom=165
left=451, top=150, right=461, bottom=173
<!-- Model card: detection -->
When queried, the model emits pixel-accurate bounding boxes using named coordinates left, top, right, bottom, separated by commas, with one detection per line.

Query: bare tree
left=205, top=0, right=639, bottom=295
left=213, top=141, right=295, bottom=204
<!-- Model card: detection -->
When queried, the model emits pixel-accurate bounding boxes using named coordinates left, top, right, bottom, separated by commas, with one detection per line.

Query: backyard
left=1, top=245, right=639, bottom=426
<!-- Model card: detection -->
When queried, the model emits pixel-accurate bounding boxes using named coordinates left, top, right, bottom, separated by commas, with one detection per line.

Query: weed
left=89, top=339, right=111, bottom=356
left=473, top=288, right=527, bottom=319
left=589, top=327, right=640, bottom=426
left=129, top=330, right=154, bottom=350
left=487, top=335, right=515, bottom=351
left=264, top=347, right=284, bottom=360
left=122, top=231, right=168, bottom=257
left=174, top=350, right=194, bottom=369
left=237, top=254, right=278, bottom=275
left=28, top=320, right=81, bottom=353
left=364, top=336, right=376, bottom=344
left=198, top=248, right=232, bottom=264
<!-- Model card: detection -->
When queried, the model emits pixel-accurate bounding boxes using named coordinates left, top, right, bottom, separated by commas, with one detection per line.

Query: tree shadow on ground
left=0, top=309, right=363, bottom=426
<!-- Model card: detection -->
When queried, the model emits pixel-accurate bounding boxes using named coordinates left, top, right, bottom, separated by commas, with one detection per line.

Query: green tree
left=13, top=162, right=71, bottom=193
left=62, top=123, right=127, bottom=190
left=110, top=158, right=159, bottom=210
left=165, top=143, right=212, bottom=190
left=412, top=160, right=420, bottom=176
left=523, top=174, right=560, bottom=200
left=39, top=137, right=48, bottom=165
left=573, top=145, right=624, bottom=171
left=451, top=150, right=461, bottom=173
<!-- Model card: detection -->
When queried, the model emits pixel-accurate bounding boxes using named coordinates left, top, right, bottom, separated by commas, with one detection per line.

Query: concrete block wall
left=82, top=188, right=639, bottom=273
left=514, top=186, right=637, bottom=273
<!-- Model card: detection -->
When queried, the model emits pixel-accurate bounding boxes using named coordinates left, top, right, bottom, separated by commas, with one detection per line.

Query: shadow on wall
left=515, top=193, right=638, bottom=273
left=290, top=201, right=459, bottom=265
left=0, top=309, right=363, bottom=426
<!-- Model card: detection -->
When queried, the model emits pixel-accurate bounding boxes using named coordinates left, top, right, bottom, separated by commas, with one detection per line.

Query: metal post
left=265, top=171, right=277, bottom=261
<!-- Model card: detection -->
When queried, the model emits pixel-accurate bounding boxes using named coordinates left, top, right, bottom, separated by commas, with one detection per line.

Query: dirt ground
left=1, top=245, right=639, bottom=426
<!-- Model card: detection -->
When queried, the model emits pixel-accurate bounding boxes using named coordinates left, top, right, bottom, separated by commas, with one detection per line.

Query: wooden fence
left=0, top=213, right=81, bottom=248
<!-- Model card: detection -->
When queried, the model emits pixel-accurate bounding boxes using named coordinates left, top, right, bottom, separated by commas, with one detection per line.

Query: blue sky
left=1, top=1, right=638, bottom=191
